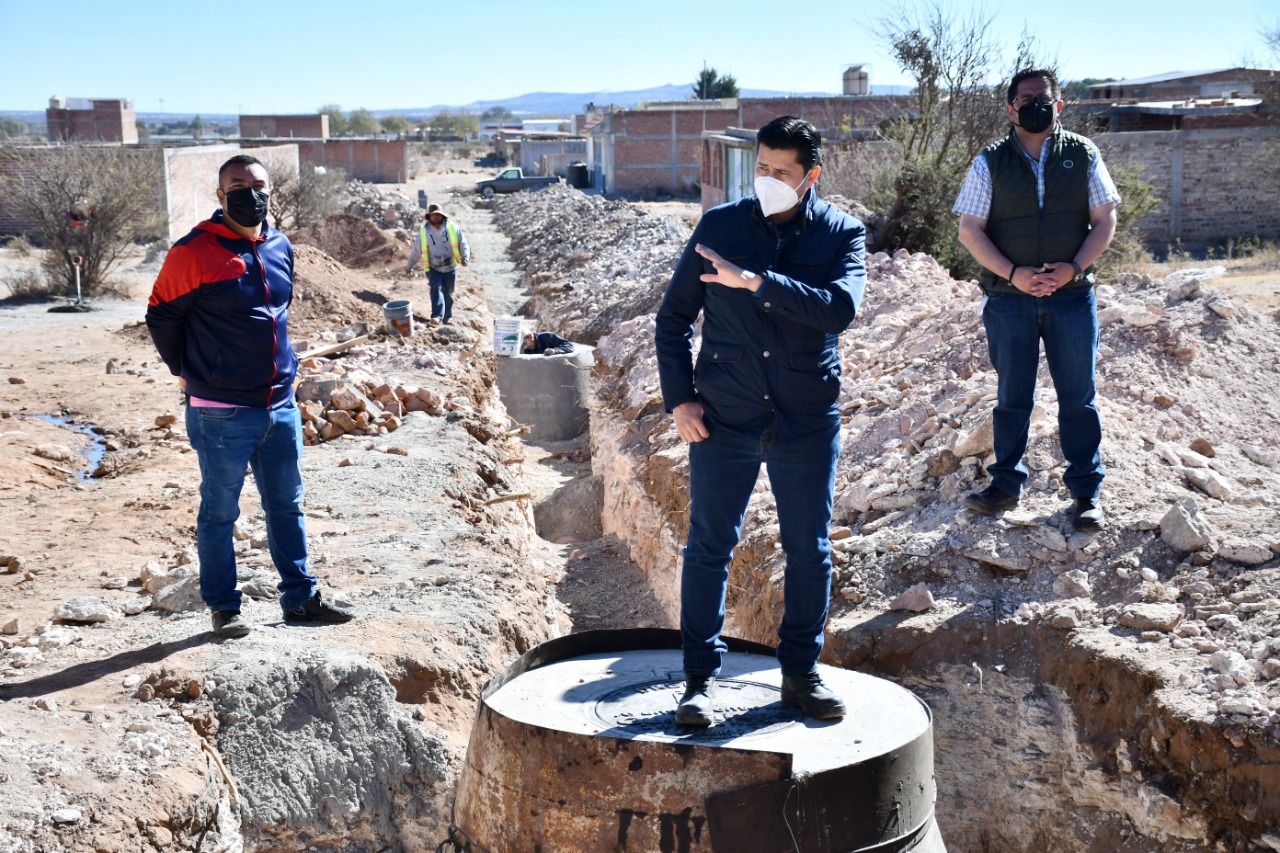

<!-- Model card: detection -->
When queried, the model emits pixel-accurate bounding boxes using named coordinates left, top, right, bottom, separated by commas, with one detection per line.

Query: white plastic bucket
left=494, top=317, right=524, bottom=356
left=383, top=299, right=413, bottom=337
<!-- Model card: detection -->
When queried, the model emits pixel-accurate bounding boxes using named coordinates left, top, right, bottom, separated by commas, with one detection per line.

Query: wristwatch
left=1069, top=261, right=1084, bottom=281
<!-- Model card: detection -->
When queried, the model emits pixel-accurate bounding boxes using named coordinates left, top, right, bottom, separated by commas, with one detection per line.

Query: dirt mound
left=289, top=244, right=392, bottom=339
left=289, top=214, right=407, bottom=270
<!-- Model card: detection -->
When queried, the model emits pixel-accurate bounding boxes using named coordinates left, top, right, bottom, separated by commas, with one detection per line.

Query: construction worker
left=405, top=203, right=470, bottom=325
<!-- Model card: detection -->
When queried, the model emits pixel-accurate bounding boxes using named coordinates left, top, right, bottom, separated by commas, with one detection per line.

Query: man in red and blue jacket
left=147, top=154, right=353, bottom=638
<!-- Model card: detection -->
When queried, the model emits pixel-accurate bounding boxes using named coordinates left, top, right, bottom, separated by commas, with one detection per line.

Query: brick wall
left=0, top=145, right=163, bottom=236
left=598, top=96, right=912, bottom=194
left=610, top=108, right=737, bottom=193
left=293, top=139, right=407, bottom=183
left=239, top=115, right=329, bottom=139
left=1097, top=127, right=1280, bottom=245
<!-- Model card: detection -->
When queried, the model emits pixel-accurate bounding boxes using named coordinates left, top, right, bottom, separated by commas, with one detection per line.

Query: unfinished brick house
left=239, top=114, right=330, bottom=139
left=45, top=97, right=138, bottom=144
left=583, top=80, right=912, bottom=195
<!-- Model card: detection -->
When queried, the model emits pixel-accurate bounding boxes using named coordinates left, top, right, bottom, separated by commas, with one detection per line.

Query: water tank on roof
left=49, top=96, right=65, bottom=109
left=844, top=64, right=870, bottom=96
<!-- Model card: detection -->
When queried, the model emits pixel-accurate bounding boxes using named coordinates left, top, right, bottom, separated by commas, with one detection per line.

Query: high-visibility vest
left=420, top=221, right=462, bottom=269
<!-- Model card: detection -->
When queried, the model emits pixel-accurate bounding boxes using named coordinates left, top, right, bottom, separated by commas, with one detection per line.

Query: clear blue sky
left=1, top=0, right=1275, bottom=114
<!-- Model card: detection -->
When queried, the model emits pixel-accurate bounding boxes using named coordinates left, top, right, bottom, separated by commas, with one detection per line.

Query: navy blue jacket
left=146, top=210, right=299, bottom=409
left=655, top=190, right=866, bottom=438
left=523, top=332, right=574, bottom=355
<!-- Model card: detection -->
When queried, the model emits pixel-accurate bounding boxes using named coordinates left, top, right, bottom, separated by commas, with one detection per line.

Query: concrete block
left=496, top=345, right=595, bottom=441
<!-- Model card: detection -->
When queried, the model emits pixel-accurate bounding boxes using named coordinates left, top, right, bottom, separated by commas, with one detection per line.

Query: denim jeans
left=428, top=268, right=457, bottom=321
left=982, top=285, right=1104, bottom=500
left=185, top=402, right=317, bottom=614
left=681, top=414, right=840, bottom=677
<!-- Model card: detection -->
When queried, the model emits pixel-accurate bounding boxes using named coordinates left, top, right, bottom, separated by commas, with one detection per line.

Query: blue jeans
left=185, top=402, right=317, bottom=614
left=681, top=414, right=840, bottom=677
left=982, top=285, right=1104, bottom=500
left=428, top=268, right=457, bottom=321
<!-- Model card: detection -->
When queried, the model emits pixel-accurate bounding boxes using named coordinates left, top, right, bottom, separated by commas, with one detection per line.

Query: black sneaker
left=1073, top=497, right=1105, bottom=532
left=211, top=610, right=251, bottom=638
left=675, top=675, right=716, bottom=727
left=963, top=486, right=1020, bottom=516
left=781, top=670, right=847, bottom=720
left=283, top=592, right=355, bottom=624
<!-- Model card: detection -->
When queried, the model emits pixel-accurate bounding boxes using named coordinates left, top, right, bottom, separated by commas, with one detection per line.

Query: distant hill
left=0, top=83, right=915, bottom=126
left=383, top=83, right=914, bottom=118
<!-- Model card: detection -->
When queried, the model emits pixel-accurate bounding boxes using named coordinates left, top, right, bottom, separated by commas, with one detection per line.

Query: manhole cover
left=593, top=677, right=803, bottom=742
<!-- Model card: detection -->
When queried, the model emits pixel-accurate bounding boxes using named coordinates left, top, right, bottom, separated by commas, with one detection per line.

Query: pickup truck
left=475, top=168, right=560, bottom=198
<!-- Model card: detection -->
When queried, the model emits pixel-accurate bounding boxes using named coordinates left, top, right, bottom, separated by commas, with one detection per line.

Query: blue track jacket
left=146, top=210, right=299, bottom=409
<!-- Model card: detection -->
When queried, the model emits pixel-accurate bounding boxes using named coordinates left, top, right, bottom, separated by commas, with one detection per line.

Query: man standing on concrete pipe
left=655, top=116, right=867, bottom=726
left=953, top=68, right=1119, bottom=532
left=146, top=154, right=355, bottom=639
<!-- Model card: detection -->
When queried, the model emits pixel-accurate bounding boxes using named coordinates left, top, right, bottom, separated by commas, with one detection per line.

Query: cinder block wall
left=1097, top=127, right=1280, bottom=245
left=239, top=115, right=329, bottom=139
left=295, top=139, right=408, bottom=183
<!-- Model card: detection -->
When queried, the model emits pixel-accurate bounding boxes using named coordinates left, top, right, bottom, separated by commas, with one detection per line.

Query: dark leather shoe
left=284, top=592, right=355, bottom=624
left=781, top=670, right=847, bottom=720
left=212, top=610, right=251, bottom=638
left=964, top=486, right=1019, bottom=516
left=1073, top=497, right=1105, bottom=532
left=675, top=675, right=716, bottom=727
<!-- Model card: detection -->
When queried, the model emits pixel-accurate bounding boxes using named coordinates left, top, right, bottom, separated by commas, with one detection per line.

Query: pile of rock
left=297, top=376, right=441, bottom=445
left=295, top=352, right=421, bottom=445
left=340, top=179, right=421, bottom=233
left=492, top=184, right=691, bottom=344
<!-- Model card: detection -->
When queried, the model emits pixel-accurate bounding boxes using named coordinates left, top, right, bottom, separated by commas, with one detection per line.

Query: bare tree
left=0, top=144, right=166, bottom=296
left=268, top=165, right=348, bottom=230
left=825, top=2, right=1053, bottom=276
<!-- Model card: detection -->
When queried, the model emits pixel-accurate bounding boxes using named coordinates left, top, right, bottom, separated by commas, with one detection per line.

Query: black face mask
left=1017, top=100, right=1056, bottom=134
left=222, top=187, right=270, bottom=228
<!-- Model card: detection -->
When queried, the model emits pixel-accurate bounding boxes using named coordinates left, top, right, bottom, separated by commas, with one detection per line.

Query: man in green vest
left=405, top=203, right=470, bottom=325
left=953, top=68, right=1120, bottom=532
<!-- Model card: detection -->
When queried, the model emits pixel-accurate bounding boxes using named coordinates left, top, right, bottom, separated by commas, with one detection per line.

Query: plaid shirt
left=953, top=129, right=1121, bottom=218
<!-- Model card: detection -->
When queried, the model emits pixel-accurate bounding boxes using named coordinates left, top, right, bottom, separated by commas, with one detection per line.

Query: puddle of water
left=20, top=413, right=108, bottom=482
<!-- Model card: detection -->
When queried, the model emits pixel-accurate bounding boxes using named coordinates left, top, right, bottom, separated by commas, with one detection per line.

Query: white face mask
left=754, top=169, right=811, bottom=217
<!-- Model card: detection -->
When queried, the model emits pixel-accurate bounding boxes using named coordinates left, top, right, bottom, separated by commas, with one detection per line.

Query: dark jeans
left=186, top=402, right=317, bottom=614
left=982, top=285, right=1104, bottom=500
left=681, top=414, right=840, bottom=677
left=428, top=268, right=457, bottom=321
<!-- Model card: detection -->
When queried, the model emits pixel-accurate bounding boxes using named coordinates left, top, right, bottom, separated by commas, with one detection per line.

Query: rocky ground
left=0, top=166, right=663, bottom=853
